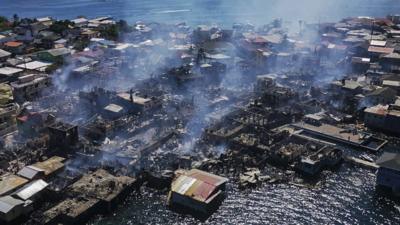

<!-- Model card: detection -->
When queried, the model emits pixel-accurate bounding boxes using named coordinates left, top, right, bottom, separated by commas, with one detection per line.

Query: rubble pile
left=0, top=12, right=399, bottom=224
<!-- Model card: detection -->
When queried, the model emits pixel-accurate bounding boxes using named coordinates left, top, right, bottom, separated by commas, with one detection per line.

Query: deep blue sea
left=2, top=0, right=400, bottom=26
left=1, top=0, right=400, bottom=224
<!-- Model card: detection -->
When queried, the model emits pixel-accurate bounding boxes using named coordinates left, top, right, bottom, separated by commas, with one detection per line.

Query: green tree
left=100, top=24, right=119, bottom=40
left=0, top=16, right=7, bottom=23
left=0, top=16, right=9, bottom=31
left=74, top=38, right=90, bottom=51
left=49, top=20, right=74, bottom=35
left=12, top=14, right=19, bottom=26
left=117, top=19, right=131, bottom=33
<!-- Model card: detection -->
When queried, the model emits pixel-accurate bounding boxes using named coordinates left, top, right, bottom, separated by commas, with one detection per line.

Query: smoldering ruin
left=0, top=11, right=400, bottom=225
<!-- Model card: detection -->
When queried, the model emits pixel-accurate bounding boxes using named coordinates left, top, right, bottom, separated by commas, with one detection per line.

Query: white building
left=10, top=74, right=51, bottom=102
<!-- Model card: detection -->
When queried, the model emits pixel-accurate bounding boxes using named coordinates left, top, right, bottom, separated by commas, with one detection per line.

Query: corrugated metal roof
left=186, top=169, right=229, bottom=186
left=0, top=196, right=24, bottom=213
left=32, top=156, right=66, bottom=176
left=0, top=49, right=11, bottom=58
left=0, top=175, right=29, bottom=196
left=104, top=104, right=123, bottom=113
left=71, top=18, right=88, bottom=24
left=368, top=46, right=394, bottom=54
left=0, top=67, right=23, bottom=76
left=171, top=169, right=228, bottom=203
left=184, top=179, right=202, bottom=197
left=16, top=61, right=51, bottom=70
left=383, top=80, right=400, bottom=87
left=171, top=175, right=196, bottom=195
left=370, top=40, right=387, bottom=47
left=14, top=179, right=48, bottom=201
left=47, top=48, right=70, bottom=57
left=192, top=182, right=216, bottom=202
left=17, top=166, right=45, bottom=180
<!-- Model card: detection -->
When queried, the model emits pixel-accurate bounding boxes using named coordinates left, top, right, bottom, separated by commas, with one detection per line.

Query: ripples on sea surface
left=89, top=164, right=400, bottom=225
left=2, top=0, right=400, bottom=26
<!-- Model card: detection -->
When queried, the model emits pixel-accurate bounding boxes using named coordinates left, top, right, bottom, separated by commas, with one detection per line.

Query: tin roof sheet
left=171, top=169, right=228, bottom=202
left=368, top=46, right=394, bottom=54
left=186, top=169, right=229, bottom=186
left=14, top=179, right=48, bottom=200
left=0, top=49, right=11, bottom=58
left=0, top=175, right=29, bottom=196
left=16, top=61, right=51, bottom=70
left=0, top=196, right=24, bottom=213
left=32, top=156, right=66, bottom=176
left=17, top=166, right=45, bottom=180
left=0, top=67, right=23, bottom=76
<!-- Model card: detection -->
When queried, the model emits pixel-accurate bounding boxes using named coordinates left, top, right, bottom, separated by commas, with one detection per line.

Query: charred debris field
left=0, top=13, right=399, bottom=225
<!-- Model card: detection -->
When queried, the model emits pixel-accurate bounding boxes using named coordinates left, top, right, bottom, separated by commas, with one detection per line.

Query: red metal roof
left=171, top=169, right=228, bottom=203
left=191, top=172, right=220, bottom=185
left=192, top=182, right=217, bottom=202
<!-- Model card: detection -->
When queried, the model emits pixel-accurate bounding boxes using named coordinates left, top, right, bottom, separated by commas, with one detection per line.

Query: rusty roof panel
left=171, top=169, right=228, bottom=203
left=192, top=181, right=217, bottom=202
left=368, top=46, right=394, bottom=54
left=0, top=175, right=29, bottom=196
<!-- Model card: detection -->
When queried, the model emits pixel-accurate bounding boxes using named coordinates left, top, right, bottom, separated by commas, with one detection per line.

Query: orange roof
left=5, top=41, right=23, bottom=47
left=368, top=46, right=394, bottom=54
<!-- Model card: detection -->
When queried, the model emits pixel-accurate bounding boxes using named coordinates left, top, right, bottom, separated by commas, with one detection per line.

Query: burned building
left=167, top=65, right=203, bottom=83
left=48, top=122, right=79, bottom=150
left=362, top=87, right=397, bottom=106
left=66, top=169, right=136, bottom=216
left=259, top=86, right=298, bottom=106
left=2, top=11, right=400, bottom=225
left=292, top=121, right=387, bottom=152
left=42, top=197, right=101, bottom=225
left=206, top=121, right=246, bottom=144
left=116, top=92, right=162, bottom=113
left=254, top=74, right=275, bottom=92
left=331, top=79, right=363, bottom=95
left=270, top=136, right=310, bottom=166
left=0, top=103, right=19, bottom=136
left=351, top=57, right=371, bottom=73
left=103, top=103, right=125, bottom=119
left=295, top=146, right=342, bottom=176
left=364, top=104, right=400, bottom=135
